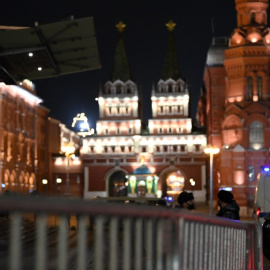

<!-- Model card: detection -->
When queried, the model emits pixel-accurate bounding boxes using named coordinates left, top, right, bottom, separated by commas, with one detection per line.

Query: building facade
left=202, top=0, right=270, bottom=215
left=81, top=21, right=207, bottom=202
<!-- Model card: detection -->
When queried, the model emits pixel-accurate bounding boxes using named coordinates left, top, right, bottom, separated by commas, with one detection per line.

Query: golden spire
left=166, top=20, right=176, bottom=32
left=115, top=21, right=126, bottom=33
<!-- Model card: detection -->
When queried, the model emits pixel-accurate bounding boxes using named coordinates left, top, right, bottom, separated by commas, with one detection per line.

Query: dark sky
left=1, top=0, right=238, bottom=129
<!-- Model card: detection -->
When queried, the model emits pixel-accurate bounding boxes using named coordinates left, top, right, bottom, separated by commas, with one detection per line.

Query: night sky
left=1, top=0, right=238, bottom=129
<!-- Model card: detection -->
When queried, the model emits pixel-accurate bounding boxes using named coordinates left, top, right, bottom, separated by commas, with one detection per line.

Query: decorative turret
left=162, top=20, right=181, bottom=80
left=95, top=21, right=142, bottom=136
left=149, top=20, right=192, bottom=135
left=230, top=0, right=270, bottom=46
left=110, top=21, right=132, bottom=81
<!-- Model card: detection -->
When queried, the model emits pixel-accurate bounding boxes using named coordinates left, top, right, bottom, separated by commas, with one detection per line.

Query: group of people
left=175, top=189, right=240, bottom=220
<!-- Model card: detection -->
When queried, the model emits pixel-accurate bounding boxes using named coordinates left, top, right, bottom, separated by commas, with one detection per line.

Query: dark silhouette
left=216, top=190, right=240, bottom=220
left=175, top=191, right=194, bottom=210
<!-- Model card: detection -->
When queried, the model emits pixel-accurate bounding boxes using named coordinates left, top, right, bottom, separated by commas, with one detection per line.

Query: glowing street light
left=56, top=177, right=62, bottom=195
left=61, top=143, right=75, bottom=197
left=42, top=179, right=48, bottom=194
left=204, top=146, right=220, bottom=215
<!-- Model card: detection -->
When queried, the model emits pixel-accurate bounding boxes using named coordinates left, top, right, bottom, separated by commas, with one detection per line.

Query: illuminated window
left=158, top=128, right=164, bottom=134
left=257, top=76, right=263, bottom=100
left=159, top=106, right=164, bottom=114
left=194, top=144, right=201, bottom=152
left=178, top=127, right=183, bottom=133
left=247, top=76, right=253, bottom=100
left=180, top=145, right=186, bottom=152
left=177, top=105, right=183, bottom=114
left=249, top=121, right=264, bottom=150
left=141, top=146, right=147, bottom=152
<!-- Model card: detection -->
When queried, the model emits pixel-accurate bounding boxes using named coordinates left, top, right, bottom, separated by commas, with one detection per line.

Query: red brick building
left=200, top=0, right=270, bottom=215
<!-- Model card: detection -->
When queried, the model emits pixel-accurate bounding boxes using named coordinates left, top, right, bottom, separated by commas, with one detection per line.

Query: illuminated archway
left=159, top=167, right=187, bottom=199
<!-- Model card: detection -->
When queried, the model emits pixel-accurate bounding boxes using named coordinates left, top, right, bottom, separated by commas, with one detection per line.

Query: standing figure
left=175, top=191, right=194, bottom=210
left=216, top=190, right=240, bottom=220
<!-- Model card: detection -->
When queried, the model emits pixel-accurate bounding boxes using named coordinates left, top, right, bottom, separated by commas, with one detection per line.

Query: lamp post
left=61, top=143, right=75, bottom=197
left=204, top=146, right=220, bottom=215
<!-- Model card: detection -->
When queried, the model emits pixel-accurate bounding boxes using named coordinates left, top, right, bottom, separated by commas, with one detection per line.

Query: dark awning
left=0, top=17, right=101, bottom=83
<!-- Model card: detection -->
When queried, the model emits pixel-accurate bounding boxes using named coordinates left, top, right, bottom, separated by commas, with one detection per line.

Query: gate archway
left=108, top=171, right=128, bottom=197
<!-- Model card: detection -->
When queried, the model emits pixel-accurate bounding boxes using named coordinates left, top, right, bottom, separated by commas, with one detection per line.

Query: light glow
left=204, top=146, right=220, bottom=155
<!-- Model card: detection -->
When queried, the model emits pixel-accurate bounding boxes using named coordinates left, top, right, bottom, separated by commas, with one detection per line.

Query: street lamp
left=42, top=179, right=48, bottom=194
left=56, top=177, right=62, bottom=195
left=204, top=146, right=220, bottom=215
left=61, top=143, right=75, bottom=197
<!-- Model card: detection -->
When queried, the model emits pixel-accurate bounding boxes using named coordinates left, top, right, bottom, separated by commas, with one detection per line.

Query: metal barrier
left=0, top=195, right=263, bottom=270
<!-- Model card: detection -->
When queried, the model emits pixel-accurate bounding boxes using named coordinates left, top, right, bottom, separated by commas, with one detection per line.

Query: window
left=116, top=86, right=121, bottom=94
left=180, top=145, right=186, bottom=152
left=257, top=76, right=263, bottom=100
left=141, top=146, right=147, bottom=152
left=249, top=121, right=264, bottom=150
left=168, top=128, right=173, bottom=134
left=194, top=144, right=201, bottom=152
left=247, top=76, right=253, bottom=100
left=158, top=128, right=164, bottom=134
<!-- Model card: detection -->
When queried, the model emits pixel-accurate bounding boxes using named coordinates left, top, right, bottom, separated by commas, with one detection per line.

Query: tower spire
left=110, top=21, right=131, bottom=82
left=162, top=20, right=181, bottom=80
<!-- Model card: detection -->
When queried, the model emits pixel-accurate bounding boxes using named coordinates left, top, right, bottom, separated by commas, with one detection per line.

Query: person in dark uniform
left=216, top=190, right=240, bottom=220
left=175, top=191, right=195, bottom=210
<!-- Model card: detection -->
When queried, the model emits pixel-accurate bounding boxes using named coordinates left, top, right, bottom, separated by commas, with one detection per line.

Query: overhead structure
left=0, top=17, right=101, bottom=84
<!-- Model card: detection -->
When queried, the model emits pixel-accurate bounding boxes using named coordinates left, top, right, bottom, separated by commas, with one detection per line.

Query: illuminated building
left=201, top=0, right=270, bottom=215
left=81, top=21, right=207, bottom=202
left=0, top=81, right=46, bottom=193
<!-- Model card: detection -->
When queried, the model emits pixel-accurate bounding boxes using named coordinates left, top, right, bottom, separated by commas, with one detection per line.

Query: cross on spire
left=115, top=21, right=126, bottom=33
left=166, top=20, right=176, bottom=32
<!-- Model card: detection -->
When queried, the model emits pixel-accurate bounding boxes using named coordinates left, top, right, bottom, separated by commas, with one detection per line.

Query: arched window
left=249, top=121, right=264, bottom=150
left=247, top=76, right=253, bottom=100
left=257, top=76, right=263, bottom=100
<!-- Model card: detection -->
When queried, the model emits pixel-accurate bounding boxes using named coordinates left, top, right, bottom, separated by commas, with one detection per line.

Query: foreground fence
left=0, top=195, right=263, bottom=270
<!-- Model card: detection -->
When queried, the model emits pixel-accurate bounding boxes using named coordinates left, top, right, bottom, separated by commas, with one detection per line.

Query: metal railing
left=0, top=195, right=263, bottom=270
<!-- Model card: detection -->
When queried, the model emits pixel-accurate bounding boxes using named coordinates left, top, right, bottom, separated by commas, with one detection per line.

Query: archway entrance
left=165, top=170, right=185, bottom=201
left=108, top=171, right=128, bottom=197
